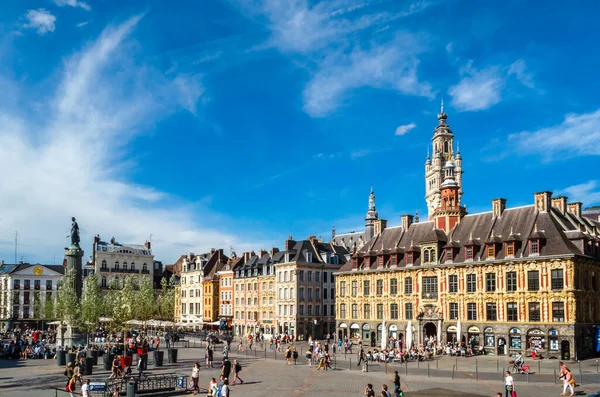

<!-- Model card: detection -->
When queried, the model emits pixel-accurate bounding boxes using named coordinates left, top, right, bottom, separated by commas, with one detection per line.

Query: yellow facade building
left=335, top=109, right=600, bottom=360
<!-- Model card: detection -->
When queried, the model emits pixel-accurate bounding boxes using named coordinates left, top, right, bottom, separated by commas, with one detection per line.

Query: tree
left=157, top=276, right=175, bottom=321
left=43, top=294, right=55, bottom=322
left=80, top=274, right=104, bottom=341
left=55, top=268, right=81, bottom=327
left=105, top=279, right=126, bottom=331
left=137, top=276, right=156, bottom=329
left=121, top=275, right=138, bottom=322
left=32, top=291, right=42, bottom=329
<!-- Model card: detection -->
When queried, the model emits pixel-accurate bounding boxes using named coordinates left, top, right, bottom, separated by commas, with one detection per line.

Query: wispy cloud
left=23, top=9, right=56, bottom=35
left=0, top=15, right=264, bottom=263
left=55, top=0, right=91, bottom=11
left=508, top=109, right=600, bottom=158
left=350, top=148, right=375, bottom=159
left=556, top=180, right=600, bottom=206
left=76, top=21, right=90, bottom=28
left=449, top=59, right=535, bottom=112
left=395, top=122, right=416, bottom=136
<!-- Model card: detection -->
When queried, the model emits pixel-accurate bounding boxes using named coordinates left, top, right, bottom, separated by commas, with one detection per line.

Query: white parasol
left=456, top=320, right=461, bottom=344
left=405, top=321, right=413, bottom=349
left=380, top=321, right=387, bottom=350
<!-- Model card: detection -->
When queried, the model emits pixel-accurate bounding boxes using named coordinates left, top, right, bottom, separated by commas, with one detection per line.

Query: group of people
left=63, top=361, right=100, bottom=397
left=364, top=372, right=403, bottom=397
left=503, top=360, right=576, bottom=397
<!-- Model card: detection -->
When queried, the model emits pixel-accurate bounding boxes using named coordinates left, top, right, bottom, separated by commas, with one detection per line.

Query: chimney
left=374, top=219, right=387, bottom=235
left=210, top=248, right=215, bottom=256
left=110, top=237, right=115, bottom=245
left=188, top=253, right=194, bottom=261
left=401, top=214, right=414, bottom=230
left=270, top=247, right=280, bottom=257
left=285, top=235, right=296, bottom=251
left=94, top=235, right=100, bottom=245
left=332, top=225, right=336, bottom=239
left=552, top=196, right=568, bottom=214
left=145, top=240, right=151, bottom=250
left=258, top=249, right=268, bottom=258
left=534, top=191, right=552, bottom=212
left=492, top=198, right=507, bottom=217
left=243, top=252, right=250, bottom=262
left=250, top=250, right=255, bottom=257
left=567, top=202, right=583, bottom=217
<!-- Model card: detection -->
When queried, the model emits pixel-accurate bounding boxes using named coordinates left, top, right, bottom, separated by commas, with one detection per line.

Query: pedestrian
left=357, top=347, right=365, bottom=366
left=364, top=383, right=375, bottom=397
left=393, top=370, right=402, bottom=397
left=306, top=350, right=312, bottom=367
left=191, top=362, right=200, bottom=395
left=207, top=346, right=214, bottom=368
left=81, top=379, right=91, bottom=397
left=222, top=357, right=232, bottom=379
left=208, top=377, right=218, bottom=397
left=64, top=362, right=74, bottom=382
left=293, top=347, right=298, bottom=364
left=112, top=387, right=120, bottom=397
left=504, top=370, right=515, bottom=397
left=559, top=366, right=575, bottom=396
left=382, top=384, right=391, bottom=397
left=66, top=375, right=77, bottom=397
left=137, top=354, right=144, bottom=378
left=220, top=378, right=230, bottom=397
left=285, top=346, right=292, bottom=365
left=232, top=359, right=244, bottom=384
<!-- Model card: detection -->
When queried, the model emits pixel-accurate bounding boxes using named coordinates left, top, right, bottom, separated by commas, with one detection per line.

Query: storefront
left=339, top=323, right=348, bottom=340
left=484, top=327, right=495, bottom=352
left=548, top=329, right=559, bottom=354
left=467, top=326, right=480, bottom=347
left=527, top=328, right=546, bottom=355
left=389, top=324, right=398, bottom=339
left=362, top=324, right=371, bottom=341
left=446, top=325, right=458, bottom=344
left=509, top=328, right=522, bottom=352
left=377, top=324, right=383, bottom=342
left=350, top=323, right=360, bottom=339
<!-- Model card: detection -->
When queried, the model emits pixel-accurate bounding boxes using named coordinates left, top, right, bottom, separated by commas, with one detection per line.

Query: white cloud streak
left=0, top=15, right=264, bottom=264
left=508, top=59, right=534, bottom=88
left=556, top=180, right=600, bottom=206
left=23, top=9, right=56, bottom=35
left=395, top=122, right=416, bottom=136
left=508, top=109, right=600, bottom=157
left=55, top=0, right=91, bottom=11
left=76, top=21, right=90, bottom=28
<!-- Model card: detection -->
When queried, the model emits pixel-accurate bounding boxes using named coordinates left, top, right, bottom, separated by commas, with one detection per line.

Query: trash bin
left=153, top=350, right=164, bottom=367
left=167, top=348, right=178, bottom=363
left=87, top=349, right=99, bottom=365
left=103, top=353, right=114, bottom=371
left=127, top=380, right=136, bottom=397
left=57, top=350, right=66, bottom=366
left=66, top=353, right=77, bottom=366
left=85, top=357, right=94, bottom=375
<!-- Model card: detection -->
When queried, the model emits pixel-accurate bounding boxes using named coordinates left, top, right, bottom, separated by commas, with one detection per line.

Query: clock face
left=33, top=266, right=43, bottom=275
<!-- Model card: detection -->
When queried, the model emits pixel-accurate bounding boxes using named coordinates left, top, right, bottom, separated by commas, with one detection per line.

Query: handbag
left=511, top=391, right=517, bottom=397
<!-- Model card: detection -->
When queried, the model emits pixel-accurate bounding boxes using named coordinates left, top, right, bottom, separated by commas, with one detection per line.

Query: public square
left=3, top=340, right=600, bottom=397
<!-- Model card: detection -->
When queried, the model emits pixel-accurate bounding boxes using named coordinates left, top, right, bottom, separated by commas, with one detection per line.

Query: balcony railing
left=34, top=285, right=40, bottom=290
left=141, top=269, right=150, bottom=274
left=24, top=285, right=30, bottom=290
left=110, top=268, right=140, bottom=274
left=14, top=285, right=20, bottom=290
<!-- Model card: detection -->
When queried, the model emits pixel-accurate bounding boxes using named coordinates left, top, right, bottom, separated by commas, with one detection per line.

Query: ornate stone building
left=335, top=107, right=600, bottom=360
left=92, top=236, right=154, bottom=289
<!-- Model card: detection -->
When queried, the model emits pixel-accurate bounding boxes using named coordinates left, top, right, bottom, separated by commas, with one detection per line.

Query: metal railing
left=101, top=373, right=188, bottom=397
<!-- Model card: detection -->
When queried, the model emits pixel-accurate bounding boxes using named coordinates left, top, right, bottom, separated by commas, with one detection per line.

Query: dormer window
left=530, top=240, right=540, bottom=255
left=506, top=242, right=514, bottom=257
left=487, top=245, right=495, bottom=259
left=422, top=247, right=436, bottom=264
left=391, top=254, right=397, bottom=267
left=445, top=248, right=453, bottom=262
left=407, top=252, right=414, bottom=265
left=465, top=246, right=473, bottom=260
left=365, top=257, right=370, bottom=268
left=377, top=256, right=383, bottom=268
left=284, top=253, right=290, bottom=263
left=306, top=252, right=312, bottom=262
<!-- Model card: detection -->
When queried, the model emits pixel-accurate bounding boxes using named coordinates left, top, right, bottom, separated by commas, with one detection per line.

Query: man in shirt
left=393, top=370, right=401, bottom=397
left=81, top=379, right=91, bottom=397
left=364, top=383, right=375, bottom=397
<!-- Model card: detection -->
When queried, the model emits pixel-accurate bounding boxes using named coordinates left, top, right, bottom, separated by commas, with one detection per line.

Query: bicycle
left=507, top=360, right=530, bottom=374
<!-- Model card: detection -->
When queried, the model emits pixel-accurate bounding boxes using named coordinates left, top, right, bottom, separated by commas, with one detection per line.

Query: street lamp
left=313, top=319, right=317, bottom=340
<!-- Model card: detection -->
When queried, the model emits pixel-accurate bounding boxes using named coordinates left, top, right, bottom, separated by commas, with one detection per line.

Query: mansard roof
left=338, top=204, right=597, bottom=273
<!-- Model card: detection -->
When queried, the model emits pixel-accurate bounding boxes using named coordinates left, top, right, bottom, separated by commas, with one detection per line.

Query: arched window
left=254, top=282, right=258, bottom=291
left=123, top=262, right=128, bottom=270
left=114, top=277, right=120, bottom=288
left=142, top=263, right=148, bottom=272
left=284, top=271, right=288, bottom=282
left=101, top=260, right=107, bottom=270
left=101, top=276, right=107, bottom=288
left=131, top=262, right=135, bottom=270
left=290, top=287, right=294, bottom=298
left=424, top=250, right=430, bottom=262
left=262, top=282, right=266, bottom=290
left=444, top=141, right=449, bottom=152
left=284, top=288, right=288, bottom=299
left=114, top=261, right=119, bottom=270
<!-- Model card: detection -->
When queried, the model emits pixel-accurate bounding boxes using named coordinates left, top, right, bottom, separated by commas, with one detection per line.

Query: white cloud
left=508, top=59, right=534, bottom=88
left=76, top=21, right=90, bottom=28
left=508, top=109, right=600, bottom=157
left=556, top=180, right=600, bottom=206
left=448, top=62, right=504, bottom=111
left=395, top=122, right=416, bottom=136
left=350, top=148, right=373, bottom=159
left=55, top=0, right=91, bottom=11
left=23, top=9, right=56, bottom=35
left=0, top=15, right=265, bottom=264
left=445, top=42, right=453, bottom=53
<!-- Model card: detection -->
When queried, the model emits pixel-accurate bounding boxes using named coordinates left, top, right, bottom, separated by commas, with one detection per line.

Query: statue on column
left=70, top=217, right=80, bottom=247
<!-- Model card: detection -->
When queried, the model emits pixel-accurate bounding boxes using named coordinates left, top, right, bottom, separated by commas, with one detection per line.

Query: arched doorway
left=389, top=324, right=398, bottom=339
left=497, top=337, right=507, bottom=355
left=423, top=322, right=437, bottom=342
left=362, top=324, right=371, bottom=342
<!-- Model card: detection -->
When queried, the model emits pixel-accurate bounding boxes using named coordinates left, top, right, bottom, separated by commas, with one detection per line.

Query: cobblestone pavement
left=2, top=341, right=600, bottom=397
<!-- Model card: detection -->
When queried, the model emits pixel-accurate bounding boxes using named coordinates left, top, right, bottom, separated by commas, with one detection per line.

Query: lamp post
left=313, top=319, right=317, bottom=340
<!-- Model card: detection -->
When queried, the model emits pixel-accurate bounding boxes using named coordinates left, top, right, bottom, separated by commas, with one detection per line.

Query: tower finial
left=441, top=97, right=444, bottom=114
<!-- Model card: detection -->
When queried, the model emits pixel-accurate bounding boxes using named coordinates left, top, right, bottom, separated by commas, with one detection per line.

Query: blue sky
left=1, top=0, right=599, bottom=264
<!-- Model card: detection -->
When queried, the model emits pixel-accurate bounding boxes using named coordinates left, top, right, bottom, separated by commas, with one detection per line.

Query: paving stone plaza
left=3, top=340, right=600, bottom=396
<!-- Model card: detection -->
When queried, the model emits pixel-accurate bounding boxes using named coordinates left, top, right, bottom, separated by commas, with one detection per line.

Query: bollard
left=265, top=348, right=267, bottom=358
left=597, top=360, right=599, bottom=373
left=334, top=355, right=337, bottom=370
left=496, top=359, right=499, bottom=372
left=405, top=360, right=408, bottom=375
left=554, top=368, right=557, bottom=385
left=385, top=361, right=388, bottom=374
left=417, top=358, right=420, bottom=368
left=578, top=360, right=582, bottom=374
left=537, top=360, right=540, bottom=374
left=126, top=380, right=136, bottom=397
left=427, top=364, right=430, bottom=378
left=349, top=358, right=352, bottom=370
left=452, top=364, right=455, bottom=379
left=476, top=359, right=478, bottom=374
left=274, top=350, right=276, bottom=360
left=526, top=372, right=529, bottom=383
left=476, top=364, right=479, bottom=381
left=455, top=357, right=458, bottom=371
left=436, top=357, right=438, bottom=369
left=579, top=370, right=583, bottom=386
left=254, top=348, right=256, bottom=357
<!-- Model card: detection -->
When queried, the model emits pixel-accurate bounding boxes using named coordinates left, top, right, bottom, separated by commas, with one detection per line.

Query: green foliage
left=43, top=294, right=55, bottom=321
left=55, top=268, right=81, bottom=327
left=136, top=276, right=156, bottom=328
left=157, top=276, right=175, bottom=321
left=32, top=291, right=42, bottom=320
left=80, top=274, right=104, bottom=333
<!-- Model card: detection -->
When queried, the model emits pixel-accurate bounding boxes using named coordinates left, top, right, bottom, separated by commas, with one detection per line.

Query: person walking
left=222, top=357, right=232, bottom=380
left=207, top=346, right=214, bottom=368
left=220, top=378, right=230, bottom=397
left=81, top=379, right=91, bottom=397
left=306, top=349, right=312, bottom=367
left=66, top=375, right=77, bottom=397
left=393, top=370, right=402, bottom=397
left=558, top=363, right=575, bottom=397
left=357, top=348, right=365, bottom=366
left=293, top=347, right=298, bottom=364
left=232, top=359, right=244, bottom=384
left=285, top=346, right=292, bottom=366
left=64, top=362, right=74, bottom=383
left=191, top=362, right=200, bottom=395
left=504, top=370, right=515, bottom=397
left=364, top=383, right=375, bottom=397
left=208, top=378, right=218, bottom=397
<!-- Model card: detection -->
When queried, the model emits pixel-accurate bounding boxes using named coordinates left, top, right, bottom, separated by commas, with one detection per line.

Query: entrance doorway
left=423, top=322, right=437, bottom=343
left=371, top=331, right=376, bottom=347
left=561, top=340, right=570, bottom=361
left=497, top=338, right=507, bottom=355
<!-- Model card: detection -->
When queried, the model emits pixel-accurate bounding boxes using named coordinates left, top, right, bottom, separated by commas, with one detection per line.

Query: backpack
left=235, top=363, right=241, bottom=372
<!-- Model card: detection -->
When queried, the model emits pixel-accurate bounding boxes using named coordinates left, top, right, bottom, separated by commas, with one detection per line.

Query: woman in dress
left=66, top=375, right=77, bottom=397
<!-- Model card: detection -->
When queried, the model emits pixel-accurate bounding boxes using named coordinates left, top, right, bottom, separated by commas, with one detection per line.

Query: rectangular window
left=467, top=302, right=477, bottom=320
left=24, top=280, right=30, bottom=289
left=449, top=303, right=458, bottom=320
left=391, top=255, right=397, bottom=267
left=552, top=302, right=565, bottom=322
left=316, top=288, right=321, bottom=299
left=308, top=271, right=313, bottom=282
left=390, top=303, right=398, bottom=319
left=422, top=276, right=438, bottom=299
left=364, top=304, right=370, bottom=319
left=299, top=271, right=304, bottom=282
left=528, top=271, right=539, bottom=291
left=506, top=243, right=514, bottom=256
left=323, top=288, right=328, bottom=299
left=466, top=274, right=477, bottom=293
left=377, top=304, right=383, bottom=320
left=445, top=248, right=453, bottom=262
left=323, top=305, right=327, bottom=316
left=551, top=269, right=564, bottom=290
left=448, top=275, right=458, bottom=293
left=351, top=281, right=358, bottom=296
left=34, top=280, right=40, bottom=290
left=308, top=305, right=312, bottom=315
left=307, top=288, right=313, bottom=300
left=299, top=287, right=304, bottom=299
left=486, top=303, right=497, bottom=321
left=340, top=281, right=346, bottom=296
left=390, top=278, right=398, bottom=295
left=339, top=304, right=345, bottom=318
left=363, top=280, right=370, bottom=296
left=465, top=246, right=473, bottom=260
left=487, top=246, right=495, bottom=258
left=506, top=272, right=517, bottom=292
left=404, top=278, right=413, bottom=294
left=528, top=302, right=541, bottom=322
left=376, top=279, right=383, bottom=296
left=315, top=305, right=320, bottom=315
left=530, top=240, right=539, bottom=254
left=405, top=303, right=413, bottom=320
left=45, top=280, right=52, bottom=290
left=351, top=304, right=358, bottom=319
left=486, top=273, right=496, bottom=292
